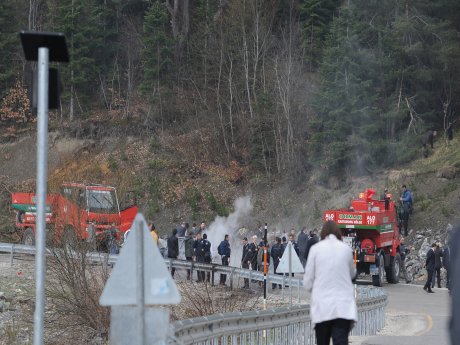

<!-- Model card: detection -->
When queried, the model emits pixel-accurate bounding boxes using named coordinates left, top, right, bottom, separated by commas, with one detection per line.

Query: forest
left=1, top=0, right=459, bottom=186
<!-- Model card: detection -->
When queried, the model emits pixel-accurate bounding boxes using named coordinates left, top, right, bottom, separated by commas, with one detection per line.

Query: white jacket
left=303, top=234, right=357, bottom=325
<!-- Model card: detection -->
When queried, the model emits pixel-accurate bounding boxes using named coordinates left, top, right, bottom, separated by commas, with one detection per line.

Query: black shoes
left=423, top=286, right=428, bottom=291
left=428, top=290, right=435, bottom=293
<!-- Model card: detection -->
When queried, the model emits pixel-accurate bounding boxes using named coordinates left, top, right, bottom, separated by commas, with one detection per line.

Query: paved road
left=353, top=282, right=451, bottom=345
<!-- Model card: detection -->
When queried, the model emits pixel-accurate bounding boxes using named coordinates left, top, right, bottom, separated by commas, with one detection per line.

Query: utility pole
left=263, top=223, right=268, bottom=310
left=20, top=31, right=69, bottom=345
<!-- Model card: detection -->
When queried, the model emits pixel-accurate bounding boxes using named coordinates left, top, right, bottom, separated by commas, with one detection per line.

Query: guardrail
left=0, top=242, right=388, bottom=344
left=172, top=287, right=387, bottom=345
left=0, top=242, right=304, bottom=302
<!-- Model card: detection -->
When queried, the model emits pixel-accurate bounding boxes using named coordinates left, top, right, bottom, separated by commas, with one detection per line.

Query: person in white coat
left=303, top=221, right=357, bottom=345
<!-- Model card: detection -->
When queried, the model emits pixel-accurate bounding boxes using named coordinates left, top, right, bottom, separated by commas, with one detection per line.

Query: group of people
left=239, top=229, right=320, bottom=289
left=423, top=241, right=451, bottom=293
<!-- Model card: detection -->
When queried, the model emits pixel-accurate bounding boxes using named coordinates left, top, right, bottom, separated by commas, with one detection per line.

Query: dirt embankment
left=1, top=130, right=459, bottom=251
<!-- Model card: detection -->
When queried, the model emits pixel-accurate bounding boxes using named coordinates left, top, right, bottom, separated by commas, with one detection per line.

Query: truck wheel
left=387, top=253, right=401, bottom=284
left=372, top=254, right=385, bottom=287
left=22, top=228, right=35, bottom=246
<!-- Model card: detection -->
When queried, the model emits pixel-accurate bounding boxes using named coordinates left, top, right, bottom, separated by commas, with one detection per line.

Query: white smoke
left=206, top=196, right=253, bottom=267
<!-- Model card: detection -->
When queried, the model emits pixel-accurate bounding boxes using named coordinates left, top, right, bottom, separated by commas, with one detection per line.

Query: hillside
left=1, top=128, right=458, bottom=245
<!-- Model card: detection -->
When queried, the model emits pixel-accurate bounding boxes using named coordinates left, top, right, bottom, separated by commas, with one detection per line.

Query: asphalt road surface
left=352, top=282, right=451, bottom=345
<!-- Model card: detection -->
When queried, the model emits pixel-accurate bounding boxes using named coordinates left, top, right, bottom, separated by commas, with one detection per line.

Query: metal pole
left=33, top=46, right=49, bottom=345
left=10, top=244, right=14, bottom=267
left=288, top=242, right=292, bottom=306
left=136, top=220, right=145, bottom=345
left=263, top=224, right=268, bottom=310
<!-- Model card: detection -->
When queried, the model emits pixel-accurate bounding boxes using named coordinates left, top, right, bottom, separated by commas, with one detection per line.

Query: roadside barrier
left=0, top=242, right=387, bottom=344
left=173, top=287, right=387, bottom=345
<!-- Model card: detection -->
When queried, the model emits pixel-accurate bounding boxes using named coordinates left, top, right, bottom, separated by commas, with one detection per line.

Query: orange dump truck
left=11, top=183, right=138, bottom=246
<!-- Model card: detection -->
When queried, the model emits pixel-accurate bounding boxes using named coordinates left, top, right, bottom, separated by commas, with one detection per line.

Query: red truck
left=11, top=183, right=138, bottom=247
left=324, top=188, right=401, bottom=287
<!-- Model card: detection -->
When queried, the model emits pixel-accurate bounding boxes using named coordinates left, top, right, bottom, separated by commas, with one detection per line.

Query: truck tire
left=22, top=228, right=35, bottom=246
left=387, top=253, right=401, bottom=284
left=372, top=254, right=385, bottom=287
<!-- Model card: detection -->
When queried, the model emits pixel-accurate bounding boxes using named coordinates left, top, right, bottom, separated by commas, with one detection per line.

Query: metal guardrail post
left=297, top=279, right=300, bottom=304
left=211, top=264, right=215, bottom=286
left=10, top=244, right=14, bottom=267
left=230, top=268, right=235, bottom=290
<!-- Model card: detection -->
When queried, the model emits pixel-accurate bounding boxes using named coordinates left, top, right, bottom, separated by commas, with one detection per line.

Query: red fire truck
left=11, top=183, right=138, bottom=247
left=323, top=188, right=401, bottom=287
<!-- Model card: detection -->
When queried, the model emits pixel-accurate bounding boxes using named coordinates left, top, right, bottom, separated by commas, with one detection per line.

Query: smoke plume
left=206, top=196, right=253, bottom=267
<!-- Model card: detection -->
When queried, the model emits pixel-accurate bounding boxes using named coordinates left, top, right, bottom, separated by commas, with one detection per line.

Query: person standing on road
left=184, top=229, right=195, bottom=280
left=399, top=237, right=411, bottom=283
left=249, top=235, right=258, bottom=273
left=271, top=237, right=284, bottom=289
left=297, top=228, right=309, bottom=267
left=241, top=237, right=250, bottom=288
left=218, top=234, right=231, bottom=286
left=202, top=234, right=212, bottom=283
left=303, top=221, right=357, bottom=345
left=305, top=229, right=319, bottom=263
left=432, top=243, right=443, bottom=289
left=167, top=228, right=179, bottom=278
left=443, top=241, right=451, bottom=290
left=193, top=232, right=205, bottom=282
left=150, top=224, right=159, bottom=245
left=423, top=243, right=437, bottom=293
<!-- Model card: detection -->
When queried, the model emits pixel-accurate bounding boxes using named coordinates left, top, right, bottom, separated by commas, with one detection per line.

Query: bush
left=107, top=155, right=118, bottom=172
left=205, top=192, right=228, bottom=217
left=44, top=237, right=111, bottom=343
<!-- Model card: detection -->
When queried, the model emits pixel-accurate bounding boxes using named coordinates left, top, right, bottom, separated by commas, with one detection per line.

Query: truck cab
left=12, top=183, right=138, bottom=248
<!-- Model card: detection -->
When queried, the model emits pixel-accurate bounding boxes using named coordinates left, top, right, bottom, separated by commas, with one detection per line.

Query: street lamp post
left=20, top=31, right=69, bottom=345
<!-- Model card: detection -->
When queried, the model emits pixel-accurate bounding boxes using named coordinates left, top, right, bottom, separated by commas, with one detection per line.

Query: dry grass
left=171, top=280, right=260, bottom=320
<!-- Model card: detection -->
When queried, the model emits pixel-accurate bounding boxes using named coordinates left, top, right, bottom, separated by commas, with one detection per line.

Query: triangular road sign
left=100, top=213, right=181, bottom=306
left=277, top=242, right=304, bottom=273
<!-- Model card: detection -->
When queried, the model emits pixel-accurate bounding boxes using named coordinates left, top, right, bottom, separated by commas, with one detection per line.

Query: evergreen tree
left=140, top=1, right=174, bottom=96
left=48, top=0, right=115, bottom=118
left=301, top=0, right=338, bottom=70
left=0, top=0, right=21, bottom=99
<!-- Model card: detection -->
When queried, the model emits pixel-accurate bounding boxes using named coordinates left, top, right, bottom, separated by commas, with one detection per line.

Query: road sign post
left=20, top=31, right=69, bottom=345
left=277, top=241, right=304, bottom=306
left=100, top=213, right=181, bottom=345
left=263, top=223, right=268, bottom=310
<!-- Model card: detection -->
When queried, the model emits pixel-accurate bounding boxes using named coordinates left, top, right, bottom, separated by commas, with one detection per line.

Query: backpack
left=217, top=242, right=223, bottom=255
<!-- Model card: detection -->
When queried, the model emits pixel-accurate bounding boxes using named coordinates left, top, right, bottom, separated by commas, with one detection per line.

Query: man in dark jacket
left=443, top=242, right=451, bottom=290
left=202, top=234, right=212, bottom=282
left=423, top=243, right=436, bottom=293
left=193, top=232, right=206, bottom=282
left=176, top=222, right=187, bottom=237
left=432, top=243, right=443, bottom=288
left=167, top=228, right=179, bottom=278
left=248, top=235, right=258, bottom=272
left=270, top=237, right=284, bottom=289
left=399, top=185, right=413, bottom=236
left=241, top=237, right=250, bottom=288
left=305, top=229, right=319, bottom=263
left=297, top=228, right=309, bottom=268
left=218, top=234, right=231, bottom=285
left=399, top=237, right=411, bottom=283
left=184, top=230, right=195, bottom=280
